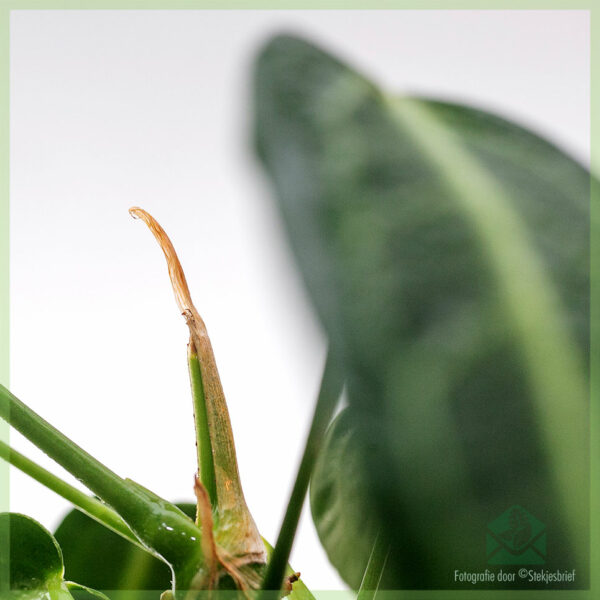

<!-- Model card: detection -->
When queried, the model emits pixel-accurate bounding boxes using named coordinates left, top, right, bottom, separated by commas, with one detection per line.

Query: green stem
left=356, top=532, right=389, bottom=600
left=188, top=350, right=217, bottom=509
left=0, top=385, right=139, bottom=513
left=0, top=439, right=144, bottom=550
left=260, top=351, right=343, bottom=593
left=0, top=384, right=205, bottom=586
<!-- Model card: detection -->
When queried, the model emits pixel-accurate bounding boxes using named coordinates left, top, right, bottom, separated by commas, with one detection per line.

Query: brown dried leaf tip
left=130, top=207, right=266, bottom=592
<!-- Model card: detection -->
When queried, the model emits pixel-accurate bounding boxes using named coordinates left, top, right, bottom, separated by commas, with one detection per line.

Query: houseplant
left=1, top=33, right=591, bottom=597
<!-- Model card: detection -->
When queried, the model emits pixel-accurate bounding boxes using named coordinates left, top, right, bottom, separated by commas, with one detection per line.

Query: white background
left=9, top=10, right=589, bottom=590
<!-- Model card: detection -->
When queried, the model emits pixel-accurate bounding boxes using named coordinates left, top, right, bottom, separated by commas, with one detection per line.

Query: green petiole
left=260, top=351, right=343, bottom=594
left=188, top=349, right=217, bottom=510
left=0, top=439, right=144, bottom=551
left=0, top=384, right=206, bottom=590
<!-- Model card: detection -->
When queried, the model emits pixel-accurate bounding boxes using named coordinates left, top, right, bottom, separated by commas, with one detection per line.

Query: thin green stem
left=260, top=351, right=343, bottom=593
left=356, top=532, right=389, bottom=600
left=188, top=350, right=217, bottom=509
left=0, top=384, right=205, bottom=586
left=0, top=384, right=139, bottom=513
left=0, top=439, right=144, bottom=550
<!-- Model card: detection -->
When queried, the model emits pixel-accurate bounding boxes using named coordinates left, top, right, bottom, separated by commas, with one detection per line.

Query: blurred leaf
left=255, top=35, right=590, bottom=589
left=356, top=530, right=389, bottom=600
left=0, top=512, right=107, bottom=599
left=309, top=410, right=379, bottom=590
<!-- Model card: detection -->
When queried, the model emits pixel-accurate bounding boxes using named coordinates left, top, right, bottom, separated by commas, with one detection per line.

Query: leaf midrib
left=388, top=96, right=588, bottom=565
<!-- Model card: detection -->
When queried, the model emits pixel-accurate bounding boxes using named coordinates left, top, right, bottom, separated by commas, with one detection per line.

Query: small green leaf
left=0, top=512, right=63, bottom=595
left=0, top=512, right=107, bottom=600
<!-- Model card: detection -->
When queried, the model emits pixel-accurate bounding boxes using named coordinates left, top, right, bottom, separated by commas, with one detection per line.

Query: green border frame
left=0, top=3, right=597, bottom=598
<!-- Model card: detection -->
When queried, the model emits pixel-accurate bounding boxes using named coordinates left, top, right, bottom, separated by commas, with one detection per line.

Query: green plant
left=1, top=33, right=592, bottom=598
left=0, top=205, right=338, bottom=599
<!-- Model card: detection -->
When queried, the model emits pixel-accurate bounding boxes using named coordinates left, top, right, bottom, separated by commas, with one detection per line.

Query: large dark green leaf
left=0, top=512, right=108, bottom=599
left=255, top=35, right=590, bottom=590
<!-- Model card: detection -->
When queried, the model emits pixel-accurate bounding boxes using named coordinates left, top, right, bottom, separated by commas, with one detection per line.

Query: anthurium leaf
left=0, top=512, right=107, bottom=600
left=255, top=34, right=590, bottom=589
left=55, top=504, right=196, bottom=592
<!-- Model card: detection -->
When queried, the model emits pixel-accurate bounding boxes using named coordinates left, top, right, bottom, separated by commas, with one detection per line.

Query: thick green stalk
left=0, top=439, right=143, bottom=550
left=260, top=351, right=343, bottom=593
left=0, top=384, right=205, bottom=588
left=188, top=349, right=217, bottom=509
left=356, top=533, right=389, bottom=600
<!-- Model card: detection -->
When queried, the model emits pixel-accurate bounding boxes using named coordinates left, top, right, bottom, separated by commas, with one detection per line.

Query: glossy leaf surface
left=0, top=512, right=63, bottom=596
left=0, top=512, right=108, bottom=600
left=55, top=505, right=197, bottom=592
left=255, top=35, right=590, bottom=589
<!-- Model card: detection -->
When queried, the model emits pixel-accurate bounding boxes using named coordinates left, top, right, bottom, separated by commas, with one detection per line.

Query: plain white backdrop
left=9, top=10, right=589, bottom=590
